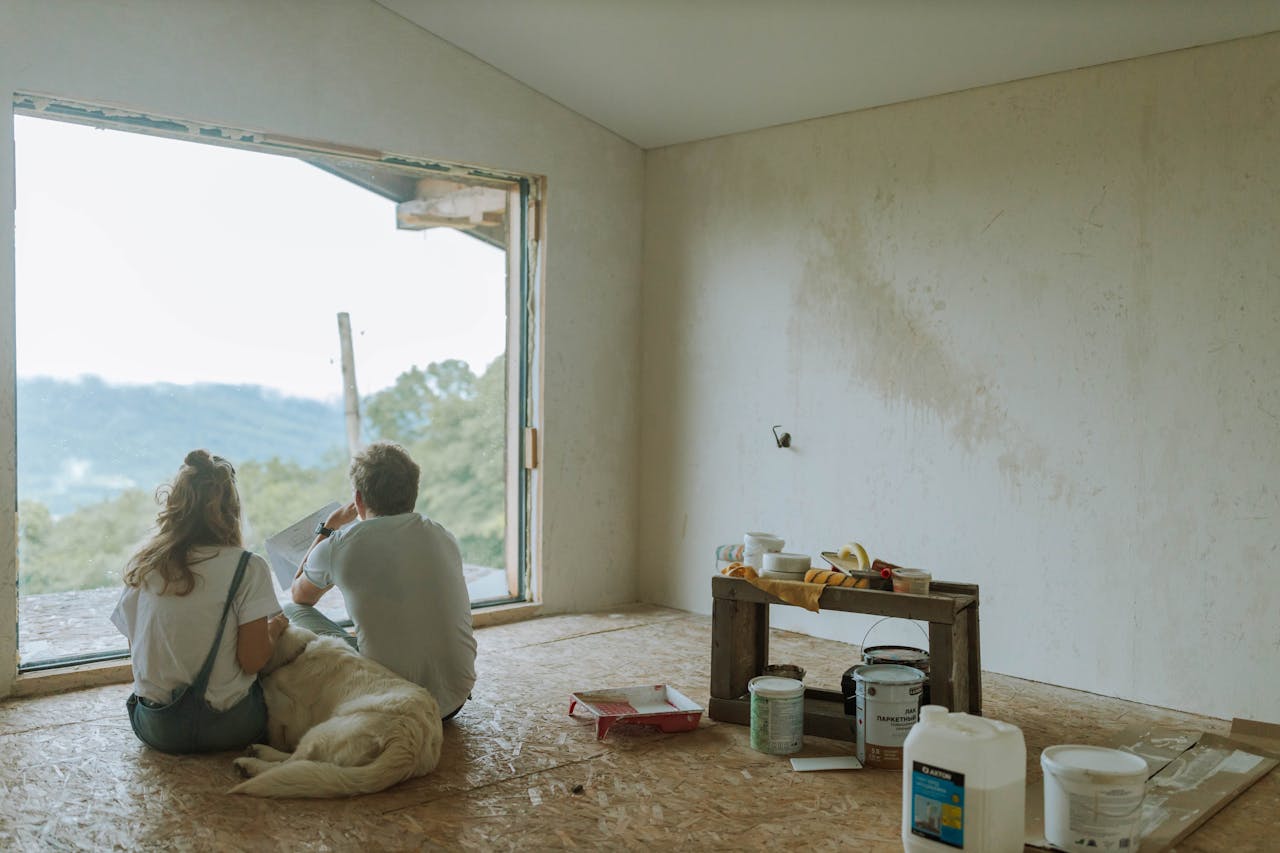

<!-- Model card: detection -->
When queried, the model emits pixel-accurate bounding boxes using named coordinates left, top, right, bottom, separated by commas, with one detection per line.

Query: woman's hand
left=325, top=502, right=359, bottom=530
left=267, top=612, right=290, bottom=642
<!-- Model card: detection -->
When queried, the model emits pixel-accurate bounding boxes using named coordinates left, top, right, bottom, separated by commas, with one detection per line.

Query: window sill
left=14, top=658, right=133, bottom=699
left=472, top=600, right=541, bottom=628
left=9, top=601, right=543, bottom=699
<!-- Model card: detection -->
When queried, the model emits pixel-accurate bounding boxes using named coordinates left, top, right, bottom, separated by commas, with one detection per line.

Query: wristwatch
left=314, top=522, right=336, bottom=538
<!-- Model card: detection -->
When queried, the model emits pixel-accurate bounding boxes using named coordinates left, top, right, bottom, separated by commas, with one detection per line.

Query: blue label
left=911, top=761, right=965, bottom=849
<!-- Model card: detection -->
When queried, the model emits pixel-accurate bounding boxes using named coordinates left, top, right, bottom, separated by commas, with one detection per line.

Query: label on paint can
left=853, top=664, right=925, bottom=769
left=748, top=676, right=804, bottom=755
left=910, top=761, right=966, bottom=849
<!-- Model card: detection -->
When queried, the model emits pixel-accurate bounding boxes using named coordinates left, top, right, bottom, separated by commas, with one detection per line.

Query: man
left=286, top=441, right=476, bottom=721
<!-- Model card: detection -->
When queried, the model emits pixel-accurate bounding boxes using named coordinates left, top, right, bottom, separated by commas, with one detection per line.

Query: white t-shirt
left=111, top=547, right=280, bottom=711
left=303, top=512, right=477, bottom=714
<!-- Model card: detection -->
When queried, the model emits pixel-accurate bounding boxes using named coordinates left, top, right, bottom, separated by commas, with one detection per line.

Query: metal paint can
left=850, top=664, right=926, bottom=769
left=748, top=676, right=804, bottom=755
left=863, top=645, right=931, bottom=707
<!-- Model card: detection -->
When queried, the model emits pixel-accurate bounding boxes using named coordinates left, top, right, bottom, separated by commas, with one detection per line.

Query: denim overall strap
left=188, top=550, right=252, bottom=698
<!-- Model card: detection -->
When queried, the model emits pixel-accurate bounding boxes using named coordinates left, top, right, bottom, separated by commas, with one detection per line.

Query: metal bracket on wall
left=524, top=427, right=539, bottom=469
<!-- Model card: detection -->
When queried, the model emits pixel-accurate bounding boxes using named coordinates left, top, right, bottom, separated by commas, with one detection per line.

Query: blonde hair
left=350, top=441, right=420, bottom=516
left=123, top=450, right=243, bottom=595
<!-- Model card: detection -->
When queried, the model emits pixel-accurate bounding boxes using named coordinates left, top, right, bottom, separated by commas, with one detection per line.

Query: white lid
left=748, top=676, right=804, bottom=698
left=852, top=664, right=926, bottom=684
left=744, top=532, right=784, bottom=547
left=1041, top=745, right=1148, bottom=782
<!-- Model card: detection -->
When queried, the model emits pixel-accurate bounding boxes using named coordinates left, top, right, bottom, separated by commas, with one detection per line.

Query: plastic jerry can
left=902, top=705, right=1026, bottom=852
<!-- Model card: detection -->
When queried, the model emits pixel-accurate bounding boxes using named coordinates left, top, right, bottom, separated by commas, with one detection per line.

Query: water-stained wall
left=639, top=32, right=1280, bottom=718
left=0, top=0, right=644, bottom=695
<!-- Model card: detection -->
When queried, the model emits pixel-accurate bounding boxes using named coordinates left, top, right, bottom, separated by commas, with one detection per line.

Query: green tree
left=237, top=451, right=351, bottom=554
left=18, top=490, right=155, bottom=593
left=16, top=354, right=508, bottom=597
left=365, top=356, right=506, bottom=569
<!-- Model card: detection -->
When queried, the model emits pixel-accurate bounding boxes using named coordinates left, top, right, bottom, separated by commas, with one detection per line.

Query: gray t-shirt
left=303, top=513, right=476, bottom=714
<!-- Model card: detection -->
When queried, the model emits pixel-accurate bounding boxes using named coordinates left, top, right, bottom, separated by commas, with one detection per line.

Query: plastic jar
left=748, top=675, right=804, bottom=755
left=1041, top=745, right=1147, bottom=851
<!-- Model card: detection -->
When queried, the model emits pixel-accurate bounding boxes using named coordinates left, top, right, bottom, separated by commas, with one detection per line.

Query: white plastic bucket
left=1041, top=745, right=1147, bottom=851
left=853, top=664, right=926, bottom=769
left=742, top=532, right=784, bottom=571
left=748, top=676, right=804, bottom=755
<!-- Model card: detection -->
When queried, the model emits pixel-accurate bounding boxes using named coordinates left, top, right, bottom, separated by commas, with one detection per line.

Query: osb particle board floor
left=0, top=605, right=1275, bottom=851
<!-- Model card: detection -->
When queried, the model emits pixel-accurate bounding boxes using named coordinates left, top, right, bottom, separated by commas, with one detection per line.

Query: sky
left=14, top=115, right=508, bottom=401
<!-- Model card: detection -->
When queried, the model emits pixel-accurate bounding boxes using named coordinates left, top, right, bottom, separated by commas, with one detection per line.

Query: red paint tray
left=568, top=684, right=704, bottom=740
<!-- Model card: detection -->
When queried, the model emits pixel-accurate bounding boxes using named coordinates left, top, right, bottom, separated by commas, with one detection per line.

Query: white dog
left=229, top=626, right=443, bottom=798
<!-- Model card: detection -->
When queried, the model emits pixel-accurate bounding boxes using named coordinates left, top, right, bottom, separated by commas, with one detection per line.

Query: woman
left=110, top=450, right=288, bottom=753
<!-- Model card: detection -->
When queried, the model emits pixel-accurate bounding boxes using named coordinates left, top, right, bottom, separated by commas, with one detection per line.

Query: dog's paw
left=233, top=756, right=263, bottom=779
left=244, top=743, right=291, bottom=763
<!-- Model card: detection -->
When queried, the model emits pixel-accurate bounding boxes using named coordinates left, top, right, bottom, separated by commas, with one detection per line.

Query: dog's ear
left=261, top=625, right=316, bottom=675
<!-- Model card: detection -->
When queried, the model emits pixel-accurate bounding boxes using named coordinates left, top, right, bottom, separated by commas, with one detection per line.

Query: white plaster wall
left=639, top=33, right=1280, bottom=719
left=0, top=0, right=644, bottom=693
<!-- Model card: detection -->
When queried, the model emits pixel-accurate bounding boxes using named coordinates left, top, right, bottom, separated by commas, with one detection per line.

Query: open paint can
left=891, top=568, right=932, bottom=595
left=748, top=676, right=804, bottom=755
left=848, top=664, right=926, bottom=769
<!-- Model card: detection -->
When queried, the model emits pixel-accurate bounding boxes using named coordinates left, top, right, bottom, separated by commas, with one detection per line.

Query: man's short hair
left=350, top=441, right=420, bottom=516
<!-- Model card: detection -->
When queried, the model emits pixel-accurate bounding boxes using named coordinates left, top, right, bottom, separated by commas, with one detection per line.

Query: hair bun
left=184, top=449, right=213, bottom=471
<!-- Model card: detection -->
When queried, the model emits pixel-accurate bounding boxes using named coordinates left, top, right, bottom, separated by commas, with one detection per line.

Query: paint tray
left=819, top=551, right=892, bottom=590
left=568, top=684, right=704, bottom=740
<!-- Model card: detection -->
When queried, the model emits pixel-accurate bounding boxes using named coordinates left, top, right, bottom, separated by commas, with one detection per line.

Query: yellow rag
left=720, top=563, right=826, bottom=612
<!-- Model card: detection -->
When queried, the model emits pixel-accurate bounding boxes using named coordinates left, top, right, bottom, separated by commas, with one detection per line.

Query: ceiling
left=376, top=1, right=1280, bottom=149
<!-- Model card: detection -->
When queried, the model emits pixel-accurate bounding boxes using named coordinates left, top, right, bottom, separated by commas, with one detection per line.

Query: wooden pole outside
left=337, top=312, right=362, bottom=458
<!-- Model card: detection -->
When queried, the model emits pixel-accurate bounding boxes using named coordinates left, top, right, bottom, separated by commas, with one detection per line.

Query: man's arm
left=290, top=501, right=359, bottom=606
left=291, top=572, right=329, bottom=606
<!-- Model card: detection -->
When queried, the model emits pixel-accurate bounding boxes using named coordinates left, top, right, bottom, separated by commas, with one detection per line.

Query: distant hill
left=17, top=376, right=345, bottom=515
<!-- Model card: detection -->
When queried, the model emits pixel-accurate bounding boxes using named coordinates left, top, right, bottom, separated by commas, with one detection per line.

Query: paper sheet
left=790, top=756, right=863, bottom=772
left=263, top=502, right=343, bottom=590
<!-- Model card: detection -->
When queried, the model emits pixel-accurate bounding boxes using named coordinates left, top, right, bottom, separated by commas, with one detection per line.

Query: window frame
left=5, top=94, right=543, bottom=679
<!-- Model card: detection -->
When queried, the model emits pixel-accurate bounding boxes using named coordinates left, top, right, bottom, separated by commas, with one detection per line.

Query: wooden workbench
left=709, top=574, right=982, bottom=741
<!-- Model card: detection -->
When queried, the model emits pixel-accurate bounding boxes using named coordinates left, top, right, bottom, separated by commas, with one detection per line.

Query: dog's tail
left=229, top=736, right=424, bottom=799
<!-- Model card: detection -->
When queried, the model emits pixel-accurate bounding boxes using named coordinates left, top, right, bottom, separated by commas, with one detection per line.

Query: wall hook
left=772, top=425, right=791, bottom=448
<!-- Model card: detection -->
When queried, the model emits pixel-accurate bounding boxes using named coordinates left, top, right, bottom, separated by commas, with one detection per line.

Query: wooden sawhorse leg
left=710, top=597, right=769, bottom=705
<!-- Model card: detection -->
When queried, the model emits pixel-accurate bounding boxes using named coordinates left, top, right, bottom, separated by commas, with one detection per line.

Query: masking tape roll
left=763, top=552, right=811, bottom=574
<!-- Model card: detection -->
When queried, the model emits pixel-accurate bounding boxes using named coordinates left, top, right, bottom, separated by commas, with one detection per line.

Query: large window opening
left=13, top=101, right=536, bottom=671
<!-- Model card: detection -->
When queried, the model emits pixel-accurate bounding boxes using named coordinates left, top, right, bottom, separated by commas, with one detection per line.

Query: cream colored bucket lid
left=748, top=676, right=804, bottom=698
left=1041, top=745, right=1148, bottom=783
